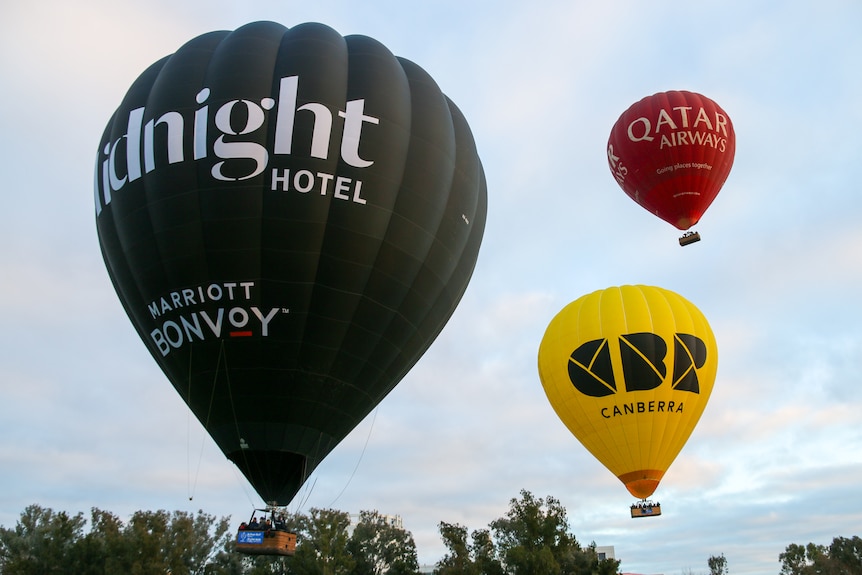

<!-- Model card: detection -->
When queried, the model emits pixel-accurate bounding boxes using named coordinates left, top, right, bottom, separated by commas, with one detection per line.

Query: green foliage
left=346, top=510, right=419, bottom=575
left=292, top=508, right=354, bottom=575
left=779, top=536, right=862, bottom=575
left=435, top=490, right=620, bottom=575
left=490, top=490, right=577, bottom=575
left=0, top=505, right=87, bottom=575
left=708, top=553, right=728, bottom=575
left=5, top=497, right=856, bottom=575
left=470, top=529, right=503, bottom=575
left=0, top=503, right=422, bottom=575
left=0, top=504, right=231, bottom=575
left=827, top=536, right=862, bottom=573
left=436, top=523, right=488, bottom=575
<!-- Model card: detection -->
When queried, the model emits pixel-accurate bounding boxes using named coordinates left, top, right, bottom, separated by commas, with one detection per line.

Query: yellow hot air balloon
left=538, top=285, right=717, bottom=510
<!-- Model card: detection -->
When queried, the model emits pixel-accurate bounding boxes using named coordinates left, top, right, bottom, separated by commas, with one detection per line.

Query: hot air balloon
left=607, top=91, right=735, bottom=245
left=95, top=20, right=486, bottom=519
left=537, top=285, right=717, bottom=516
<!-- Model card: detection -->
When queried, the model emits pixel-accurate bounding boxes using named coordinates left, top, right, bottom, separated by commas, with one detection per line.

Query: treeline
left=0, top=489, right=858, bottom=575
left=0, top=490, right=611, bottom=575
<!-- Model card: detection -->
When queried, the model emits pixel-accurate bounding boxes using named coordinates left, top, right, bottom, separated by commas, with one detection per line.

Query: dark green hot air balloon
left=95, top=21, right=487, bottom=506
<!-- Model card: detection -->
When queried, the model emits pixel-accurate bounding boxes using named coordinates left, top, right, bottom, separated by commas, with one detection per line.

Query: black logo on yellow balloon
left=567, top=332, right=707, bottom=397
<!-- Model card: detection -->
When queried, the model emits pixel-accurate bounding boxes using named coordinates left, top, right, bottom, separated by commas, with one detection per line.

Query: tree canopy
left=2, top=496, right=859, bottom=575
left=707, top=553, right=728, bottom=575
left=779, top=536, right=862, bottom=575
left=435, top=490, right=620, bottom=575
left=0, top=504, right=232, bottom=575
left=0, top=504, right=418, bottom=575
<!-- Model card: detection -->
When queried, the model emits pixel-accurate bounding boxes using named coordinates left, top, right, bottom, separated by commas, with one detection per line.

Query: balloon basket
left=236, top=507, right=296, bottom=556
left=679, top=231, right=701, bottom=246
left=236, top=529, right=296, bottom=556
left=630, top=501, right=662, bottom=518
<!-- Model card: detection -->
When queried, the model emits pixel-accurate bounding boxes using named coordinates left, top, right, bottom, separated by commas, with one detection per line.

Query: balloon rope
left=187, top=345, right=193, bottom=500
left=187, top=344, right=219, bottom=501
left=217, top=341, right=244, bottom=455
left=329, top=407, right=378, bottom=507
left=217, top=341, right=266, bottom=502
left=229, top=463, right=258, bottom=509
left=202, top=344, right=220, bottom=432
left=294, top=477, right=317, bottom=514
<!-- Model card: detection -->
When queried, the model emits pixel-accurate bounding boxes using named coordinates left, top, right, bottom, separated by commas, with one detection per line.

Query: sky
left=1, top=1, right=861, bottom=573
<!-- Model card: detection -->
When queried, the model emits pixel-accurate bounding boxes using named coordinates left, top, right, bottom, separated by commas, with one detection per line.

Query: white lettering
left=194, top=88, right=210, bottom=160
left=352, top=180, right=366, bottom=205
left=149, top=306, right=285, bottom=355
left=144, top=111, right=184, bottom=173
left=229, top=307, right=249, bottom=329
left=269, top=168, right=367, bottom=204
left=145, top=281, right=285, bottom=354
left=96, top=75, right=381, bottom=213
left=252, top=307, right=280, bottom=336
left=655, top=108, right=677, bottom=132
left=339, top=100, right=379, bottom=168
left=627, top=117, right=653, bottom=142
left=212, top=99, right=268, bottom=181
left=334, top=176, right=351, bottom=200
left=294, top=170, right=314, bottom=193
left=627, top=106, right=729, bottom=145
left=126, top=107, right=144, bottom=182
left=207, top=284, right=223, bottom=301
left=199, top=309, right=223, bottom=336
left=693, top=107, right=713, bottom=132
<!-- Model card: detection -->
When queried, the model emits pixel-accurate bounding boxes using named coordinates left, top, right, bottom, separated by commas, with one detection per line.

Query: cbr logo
left=567, top=332, right=707, bottom=397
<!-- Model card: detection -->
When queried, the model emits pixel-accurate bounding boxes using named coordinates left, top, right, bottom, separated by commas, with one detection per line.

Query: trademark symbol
left=282, top=308, right=290, bottom=313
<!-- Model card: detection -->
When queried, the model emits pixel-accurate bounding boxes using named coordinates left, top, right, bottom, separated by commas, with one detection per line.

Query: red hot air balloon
left=607, top=91, right=735, bottom=245
left=94, top=21, right=487, bottom=507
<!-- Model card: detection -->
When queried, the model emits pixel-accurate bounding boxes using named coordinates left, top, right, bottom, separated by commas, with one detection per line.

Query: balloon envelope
left=537, top=285, right=717, bottom=499
left=95, top=21, right=487, bottom=505
left=607, top=91, right=735, bottom=230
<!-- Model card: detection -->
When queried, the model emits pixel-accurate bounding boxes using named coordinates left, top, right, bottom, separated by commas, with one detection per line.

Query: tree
left=347, top=511, right=419, bottom=575
left=780, top=543, right=811, bottom=575
left=576, top=542, right=620, bottom=575
left=0, top=504, right=87, bottom=575
left=435, top=524, right=503, bottom=575
left=292, top=508, right=355, bottom=575
left=434, top=491, right=621, bottom=575
left=75, top=508, right=130, bottom=575
left=489, top=490, right=580, bottom=575
left=708, top=553, right=728, bottom=575
left=0, top=504, right=232, bottom=575
left=827, top=536, right=862, bottom=574
left=470, top=529, right=504, bottom=575
left=436, top=522, right=477, bottom=575
left=779, top=537, right=862, bottom=575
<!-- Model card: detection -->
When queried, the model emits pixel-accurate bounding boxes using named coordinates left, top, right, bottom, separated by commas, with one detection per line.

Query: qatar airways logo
left=608, top=105, right=731, bottom=186
left=624, top=105, right=730, bottom=151
left=94, top=75, right=380, bottom=215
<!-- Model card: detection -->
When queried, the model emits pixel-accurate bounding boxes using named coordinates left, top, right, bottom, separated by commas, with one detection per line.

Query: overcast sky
left=1, top=1, right=861, bottom=573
